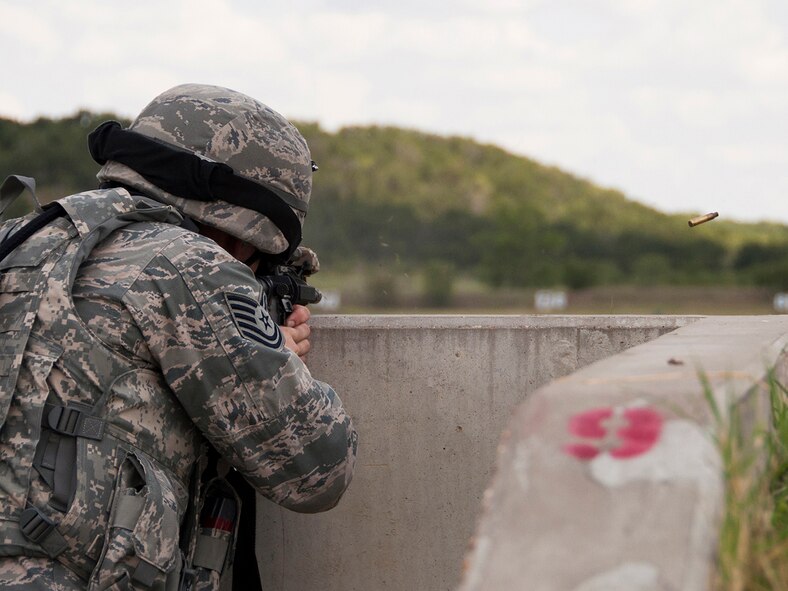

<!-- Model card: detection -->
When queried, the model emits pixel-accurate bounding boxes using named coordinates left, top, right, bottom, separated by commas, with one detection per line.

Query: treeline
left=0, top=111, right=129, bottom=200
left=300, top=123, right=788, bottom=290
left=1, top=113, right=787, bottom=290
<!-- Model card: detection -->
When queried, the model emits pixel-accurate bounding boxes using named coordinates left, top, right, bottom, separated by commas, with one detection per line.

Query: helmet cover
left=97, top=83, right=313, bottom=255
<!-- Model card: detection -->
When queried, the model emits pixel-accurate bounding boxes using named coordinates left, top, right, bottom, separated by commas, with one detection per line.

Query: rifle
left=257, top=260, right=322, bottom=326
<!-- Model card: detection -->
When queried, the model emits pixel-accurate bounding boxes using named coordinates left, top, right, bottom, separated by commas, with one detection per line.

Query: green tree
left=476, top=200, right=564, bottom=287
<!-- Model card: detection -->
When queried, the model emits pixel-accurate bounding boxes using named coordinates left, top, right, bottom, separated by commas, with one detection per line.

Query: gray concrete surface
left=459, top=316, right=788, bottom=591
left=256, top=315, right=701, bottom=590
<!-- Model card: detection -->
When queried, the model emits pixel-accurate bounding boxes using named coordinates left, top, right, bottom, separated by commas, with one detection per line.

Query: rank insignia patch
left=225, top=292, right=283, bottom=349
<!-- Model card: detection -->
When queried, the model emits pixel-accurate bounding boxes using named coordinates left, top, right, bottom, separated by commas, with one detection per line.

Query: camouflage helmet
left=91, top=83, right=313, bottom=259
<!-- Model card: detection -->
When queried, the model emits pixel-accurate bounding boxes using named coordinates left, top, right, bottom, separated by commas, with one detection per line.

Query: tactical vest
left=0, top=179, right=240, bottom=590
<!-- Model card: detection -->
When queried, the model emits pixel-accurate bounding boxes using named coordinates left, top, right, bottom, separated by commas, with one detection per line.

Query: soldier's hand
left=281, top=304, right=311, bottom=361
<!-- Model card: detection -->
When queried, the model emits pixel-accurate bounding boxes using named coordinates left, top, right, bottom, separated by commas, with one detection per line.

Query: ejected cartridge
left=688, top=212, right=719, bottom=227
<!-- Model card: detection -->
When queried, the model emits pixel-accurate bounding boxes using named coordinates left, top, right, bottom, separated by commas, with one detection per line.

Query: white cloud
left=1, top=0, right=788, bottom=222
left=0, top=91, right=26, bottom=120
left=0, top=1, right=59, bottom=56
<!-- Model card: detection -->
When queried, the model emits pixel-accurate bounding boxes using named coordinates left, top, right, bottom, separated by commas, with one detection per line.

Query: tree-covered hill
left=297, top=122, right=788, bottom=289
left=1, top=112, right=786, bottom=290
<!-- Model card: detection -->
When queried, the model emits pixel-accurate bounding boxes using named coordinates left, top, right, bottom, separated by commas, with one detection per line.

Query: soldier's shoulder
left=121, top=220, right=251, bottom=292
left=148, top=224, right=237, bottom=268
left=83, top=202, right=237, bottom=287
left=121, top=224, right=259, bottom=318
left=90, top=201, right=230, bottom=262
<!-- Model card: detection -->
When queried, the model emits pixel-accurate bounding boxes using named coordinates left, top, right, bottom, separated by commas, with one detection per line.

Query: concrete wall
left=459, top=316, right=788, bottom=591
left=256, top=315, right=700, bottom=591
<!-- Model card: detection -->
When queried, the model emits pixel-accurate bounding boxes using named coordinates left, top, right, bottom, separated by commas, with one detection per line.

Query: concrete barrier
left=256, top=315, right=701, bottom=590
left=459, top=316, right=788, bottom=591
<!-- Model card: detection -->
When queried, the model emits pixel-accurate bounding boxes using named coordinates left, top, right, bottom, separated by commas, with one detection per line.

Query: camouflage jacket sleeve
left=122, top=230, right=357, bottom=513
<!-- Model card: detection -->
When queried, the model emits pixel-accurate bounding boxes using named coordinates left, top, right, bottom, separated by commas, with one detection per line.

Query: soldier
left=0, top=84, right=357, bottom=590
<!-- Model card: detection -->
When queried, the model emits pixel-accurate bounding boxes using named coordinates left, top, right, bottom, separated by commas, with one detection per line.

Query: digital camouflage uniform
left=0, top=85, right=357, bottom=590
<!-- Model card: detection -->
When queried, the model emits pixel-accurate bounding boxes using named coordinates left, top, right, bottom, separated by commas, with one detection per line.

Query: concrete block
left=459, top=316, right=788, bottom=591
left=256, top=315, right=699, bottom=590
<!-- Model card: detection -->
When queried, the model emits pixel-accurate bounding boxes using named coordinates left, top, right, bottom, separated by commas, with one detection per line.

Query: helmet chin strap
left=244, top=250, right=264, bottom=270
left=88, top=121, right=303, bottom=264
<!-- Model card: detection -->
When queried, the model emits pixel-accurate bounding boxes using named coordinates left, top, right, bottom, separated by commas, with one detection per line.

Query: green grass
left=703, top=369, right=788, bottom=590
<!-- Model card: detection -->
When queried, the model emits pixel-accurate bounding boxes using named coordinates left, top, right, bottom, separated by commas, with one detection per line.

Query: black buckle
left=46, top=404, right=105, bottom=440
left=19, top=507, right=57, bottom=544
left=47, top=405, right=82, bottom=436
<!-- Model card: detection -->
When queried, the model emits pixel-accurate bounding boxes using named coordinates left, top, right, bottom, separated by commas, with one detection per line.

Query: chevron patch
left=225, top=292, right=283, bottom=349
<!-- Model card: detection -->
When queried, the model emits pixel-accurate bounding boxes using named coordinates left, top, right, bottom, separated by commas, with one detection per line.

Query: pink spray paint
left=564, top=406, right=663, bottom=461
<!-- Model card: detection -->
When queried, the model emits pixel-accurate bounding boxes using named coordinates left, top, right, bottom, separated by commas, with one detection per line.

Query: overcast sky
left=2, top=0, right=788, bottom=224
